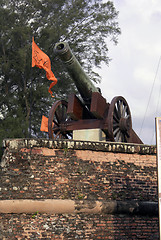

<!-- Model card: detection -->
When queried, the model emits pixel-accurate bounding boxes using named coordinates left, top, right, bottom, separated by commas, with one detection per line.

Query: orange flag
left=40, top=115, right=54, bottom=132
left=32, top=37, right=57, bottom=97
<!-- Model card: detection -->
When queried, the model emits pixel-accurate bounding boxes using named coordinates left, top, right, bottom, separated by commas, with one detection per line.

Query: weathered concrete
left=0, top=199, right=158, bottom=216
left=73, top=129, right=106, bottom=142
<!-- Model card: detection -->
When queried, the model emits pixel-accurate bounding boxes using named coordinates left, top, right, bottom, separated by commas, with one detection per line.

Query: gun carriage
left=48, top=42, right=142, bottom=144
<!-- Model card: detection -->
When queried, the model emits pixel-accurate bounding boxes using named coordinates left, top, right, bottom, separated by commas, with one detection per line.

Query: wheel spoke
left=121, top=132, right=125, bottom=142
left=126, top=115, right=130, bottom=120
left=122, top=105, right=127, bottom=118
left=114, top=127, right=120, bottom=137
left=63, top=105, right=68, bottom=122
left=113, top=121, right=119, bottom=130
left=53, top=119, right=59, bottom=126
left=55, top=109, right=61, bottom=123
left=119, top=132, right=122, bottom=142
left=54, top=130, right=61, bottom=139
left=115, top=131, right=121, bottom=142
left=61, top=104, right=66, bottom=121
left=125, top=130, right=130, bottom=138
left=116, top=101, right=121, bottom=118
left=114, top=107, right=120, bottom=122
left=120, top=101, right=124, bottom=116
left=53, top=126, right=60, bottom=131
left=124, top=133, right=127, bottom=142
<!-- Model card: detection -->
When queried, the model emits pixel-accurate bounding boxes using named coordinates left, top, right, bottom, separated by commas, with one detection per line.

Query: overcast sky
left=97, top=0, right=161, bottom=145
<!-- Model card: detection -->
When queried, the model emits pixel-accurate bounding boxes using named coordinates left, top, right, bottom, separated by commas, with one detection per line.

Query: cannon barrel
left=54, top=42, right=99, bottom=103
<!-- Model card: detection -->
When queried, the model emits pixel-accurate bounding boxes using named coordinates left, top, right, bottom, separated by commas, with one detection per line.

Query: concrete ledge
left=2, top=138, right=156, bottom=155
left=0, top=199, right=158, bottom=216
left=0, top=199, right=75, bottom=214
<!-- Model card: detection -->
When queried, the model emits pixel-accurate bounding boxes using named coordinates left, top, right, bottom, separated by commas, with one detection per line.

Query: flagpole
left=29, top=76, right=32, bottom=138
left=29, top=37, right=33, bottom=138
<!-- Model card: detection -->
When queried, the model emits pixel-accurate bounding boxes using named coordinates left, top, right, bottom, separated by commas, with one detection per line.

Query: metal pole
left=155, top=117, right=161, bottom=240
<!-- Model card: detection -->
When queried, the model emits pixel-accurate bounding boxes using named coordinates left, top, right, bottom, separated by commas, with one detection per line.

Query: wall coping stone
left=2, top=138, right=156, bottom=155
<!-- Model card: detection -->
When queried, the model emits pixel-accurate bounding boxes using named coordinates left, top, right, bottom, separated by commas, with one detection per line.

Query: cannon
left=48, top=42, right=143, bottom=144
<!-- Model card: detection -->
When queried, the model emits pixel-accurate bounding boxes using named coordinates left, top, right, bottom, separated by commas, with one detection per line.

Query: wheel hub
left=59, top=123, right=67, bottom=132
left=119, top=117, right=130, bottom=132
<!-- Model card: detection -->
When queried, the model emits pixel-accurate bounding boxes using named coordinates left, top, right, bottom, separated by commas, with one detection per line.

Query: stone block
left=73, top=129, right=106, bottom=142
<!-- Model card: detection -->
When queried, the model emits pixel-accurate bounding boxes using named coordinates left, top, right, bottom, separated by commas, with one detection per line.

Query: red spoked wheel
left=107, top=96, right=132, bottom=142
left=48, top=100, right=73, bottom=139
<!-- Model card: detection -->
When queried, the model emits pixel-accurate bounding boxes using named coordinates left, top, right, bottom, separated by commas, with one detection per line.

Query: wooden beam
left=67, top=94, right=83, bottom=120
left=90, top=92, right=109, bottom=119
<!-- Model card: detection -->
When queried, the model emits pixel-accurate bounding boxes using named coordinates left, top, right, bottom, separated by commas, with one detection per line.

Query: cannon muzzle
left=54, top=42, right=99, bottom=104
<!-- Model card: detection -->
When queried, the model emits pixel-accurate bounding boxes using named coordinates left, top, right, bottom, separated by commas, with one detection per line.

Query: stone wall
left=0, top=139, right=159, bottom=239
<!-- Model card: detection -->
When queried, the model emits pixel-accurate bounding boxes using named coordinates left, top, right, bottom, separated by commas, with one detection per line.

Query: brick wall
left=0, top=139, right=159, bottom=239
left=0, top=213, right=158, bottom=239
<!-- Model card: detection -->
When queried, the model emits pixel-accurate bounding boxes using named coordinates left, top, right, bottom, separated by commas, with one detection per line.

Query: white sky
left=97, top=0, right=161, bottom=145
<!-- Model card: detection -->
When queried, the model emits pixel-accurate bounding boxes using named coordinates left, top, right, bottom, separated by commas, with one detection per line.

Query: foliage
left=0, top=0, right=121, bottom=146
